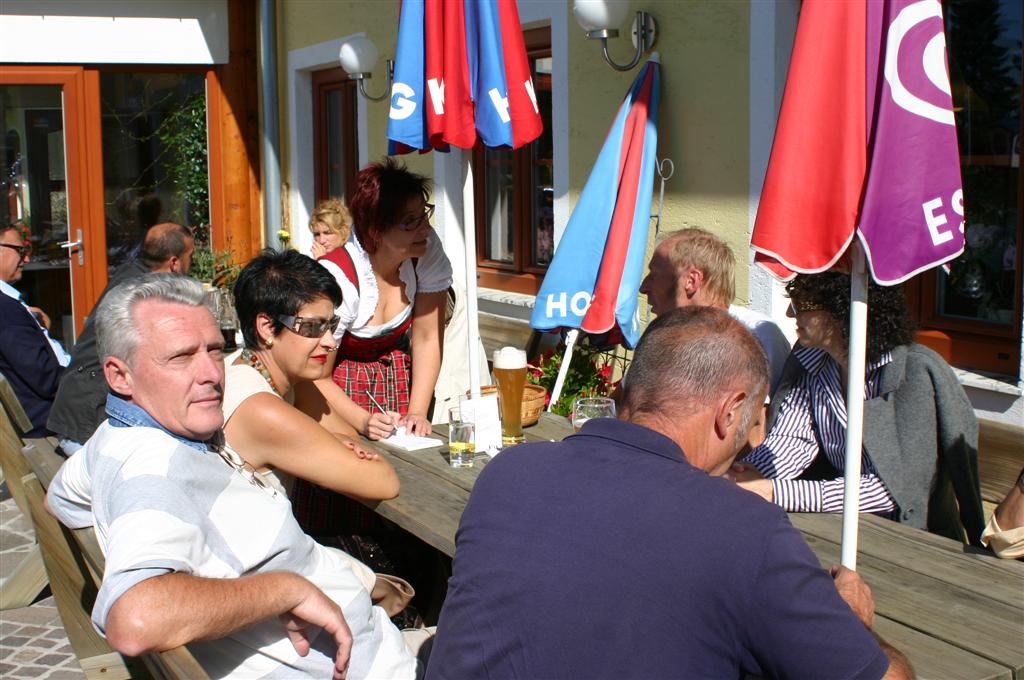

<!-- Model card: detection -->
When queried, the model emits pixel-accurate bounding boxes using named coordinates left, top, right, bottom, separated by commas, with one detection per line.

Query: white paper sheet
left=382, top=426, right=444, bottom=452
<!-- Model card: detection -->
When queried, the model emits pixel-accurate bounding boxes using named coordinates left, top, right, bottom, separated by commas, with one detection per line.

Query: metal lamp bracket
left=352, top=58, right=395, bottom=102
left=589, top=11, right=658, bottom=72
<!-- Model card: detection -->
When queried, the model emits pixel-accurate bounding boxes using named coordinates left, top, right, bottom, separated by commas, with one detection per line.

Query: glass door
left=0, top=67, right=106, bottom=344
left=1, top=85, right=75, bottom=346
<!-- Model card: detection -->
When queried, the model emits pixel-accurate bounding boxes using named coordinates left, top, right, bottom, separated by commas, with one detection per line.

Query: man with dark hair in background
left=0, top=221, right=70, bottom=436
left=48, top=222, right=194, bottom=452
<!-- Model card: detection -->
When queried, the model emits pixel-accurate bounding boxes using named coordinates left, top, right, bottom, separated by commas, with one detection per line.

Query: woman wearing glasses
left=220, top=249, right=399, bottom=502
left=309, top=157, right=452, bottom=445
left=731, top=271, right=984, bottom=546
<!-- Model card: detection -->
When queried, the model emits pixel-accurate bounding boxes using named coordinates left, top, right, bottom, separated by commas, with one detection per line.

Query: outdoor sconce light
left=573, top=0, right=657, bottom=72
left=338, top=35, right=394, bottom=102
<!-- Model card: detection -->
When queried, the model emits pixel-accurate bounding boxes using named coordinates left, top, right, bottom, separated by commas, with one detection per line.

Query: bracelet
left=1017, top=467, right=1024, bottom=493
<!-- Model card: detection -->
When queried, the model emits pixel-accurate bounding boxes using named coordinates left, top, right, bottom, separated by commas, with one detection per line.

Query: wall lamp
left=573, top=0, right=658, bottom=72
left=338, top=34, right=394, bottom=102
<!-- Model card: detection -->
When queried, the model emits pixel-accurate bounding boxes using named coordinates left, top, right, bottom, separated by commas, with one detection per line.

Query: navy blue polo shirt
left=427, top=418, right=889, bottom=680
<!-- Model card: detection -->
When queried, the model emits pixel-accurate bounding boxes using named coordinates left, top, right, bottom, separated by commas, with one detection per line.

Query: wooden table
left=369, top=413, right=1024, bottom=680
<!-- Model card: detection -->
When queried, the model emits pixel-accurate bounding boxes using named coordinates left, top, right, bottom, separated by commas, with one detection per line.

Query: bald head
left=141, top=222, right=193, bottom=274
left=623, top=307, right=768, bottom=473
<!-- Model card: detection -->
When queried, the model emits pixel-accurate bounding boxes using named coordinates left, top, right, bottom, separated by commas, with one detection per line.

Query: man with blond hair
left=639, top=227, right=790, bottom=390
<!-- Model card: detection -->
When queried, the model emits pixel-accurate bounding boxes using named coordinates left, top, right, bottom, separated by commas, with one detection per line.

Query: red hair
left=349, top=157, right=430, bottom=254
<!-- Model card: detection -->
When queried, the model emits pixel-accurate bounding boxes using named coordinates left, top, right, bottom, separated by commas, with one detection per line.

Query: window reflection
left=100, top=72, right=208, bottom=273
left=941, top=0, right=1020, bottom=325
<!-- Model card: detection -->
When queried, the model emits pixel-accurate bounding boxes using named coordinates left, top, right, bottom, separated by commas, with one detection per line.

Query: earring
left=263, top=336, right=274, bottom=349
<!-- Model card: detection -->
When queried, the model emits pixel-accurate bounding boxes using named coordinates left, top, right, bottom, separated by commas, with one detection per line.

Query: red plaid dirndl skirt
left=291, top=345, right=412, bottom=536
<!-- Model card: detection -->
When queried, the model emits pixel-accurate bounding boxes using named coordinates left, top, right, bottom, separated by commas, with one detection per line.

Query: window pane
left=940, top=0, right=1020, bottom=325
left=327, top=88, right=347, bottom=199
left=99, top=72, right=208, bottom=273
left=483, top=148, right=515, bottom=263
left=531, top=68, right=554, bottom=267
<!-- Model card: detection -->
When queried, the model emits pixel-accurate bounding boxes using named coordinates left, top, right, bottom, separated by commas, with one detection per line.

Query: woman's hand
left=725, top=462, right=765, bottom=483
left=334, top=434, right=381, bottom=460
left=364, top=411, right=400, bottom=440
left=400, top=412, right=432, bottom=436
left=311, top=241, right=327, bottom=259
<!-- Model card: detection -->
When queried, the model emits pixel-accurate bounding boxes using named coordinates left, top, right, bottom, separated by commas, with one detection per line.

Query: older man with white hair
left=47, top=274, right=419, bottom=680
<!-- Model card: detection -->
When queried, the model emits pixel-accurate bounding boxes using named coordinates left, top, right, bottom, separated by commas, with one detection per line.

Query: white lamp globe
left=573, top=0, right=631, bottom=32
left=338, top=35, right=378, bottom=75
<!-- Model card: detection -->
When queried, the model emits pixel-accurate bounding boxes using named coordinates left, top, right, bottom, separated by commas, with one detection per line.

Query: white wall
left=747, top=0, right=799, bottom=343
left=0, top=0, right=228, bottom=64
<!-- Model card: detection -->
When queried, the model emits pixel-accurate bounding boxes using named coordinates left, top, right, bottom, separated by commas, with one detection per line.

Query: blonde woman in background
left=309, top=197, right=352, bottom=258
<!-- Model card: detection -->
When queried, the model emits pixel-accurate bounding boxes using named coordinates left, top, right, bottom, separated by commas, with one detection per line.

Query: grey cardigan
left=768, top=343, right=984, bottom=546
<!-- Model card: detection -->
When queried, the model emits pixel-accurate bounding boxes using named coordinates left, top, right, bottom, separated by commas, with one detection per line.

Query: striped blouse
left=743, top=346, right=897, bottom=516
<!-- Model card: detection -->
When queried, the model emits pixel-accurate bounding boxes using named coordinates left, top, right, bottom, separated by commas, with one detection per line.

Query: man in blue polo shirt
left=428, top=307, right=912, bottom=679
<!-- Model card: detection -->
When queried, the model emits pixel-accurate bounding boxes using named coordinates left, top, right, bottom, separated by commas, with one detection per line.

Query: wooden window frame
left=312, top=68, right=358, bottom=205
left=474, top=26, right=552, bottom=295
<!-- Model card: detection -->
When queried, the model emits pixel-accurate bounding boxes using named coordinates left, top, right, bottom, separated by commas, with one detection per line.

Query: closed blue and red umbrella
left=751, top=0, right=964, bottom=566
left=386, top=0, right=543, bottom=395
left=387, top=0, right=542, bottom=153
left=530, top=57, right=661, bottom=350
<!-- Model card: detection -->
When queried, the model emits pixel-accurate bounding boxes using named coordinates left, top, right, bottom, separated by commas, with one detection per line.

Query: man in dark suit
left=0, top=222, right=70, bottom=436
left=47, top=223, right=193, bottom=451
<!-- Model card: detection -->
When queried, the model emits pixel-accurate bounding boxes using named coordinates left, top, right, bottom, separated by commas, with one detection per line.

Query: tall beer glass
left=493, top=347, right=527, bottom=446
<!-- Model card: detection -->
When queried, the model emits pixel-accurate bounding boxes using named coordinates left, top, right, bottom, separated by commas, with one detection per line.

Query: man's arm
left=831, top=566, right=914, bottom=680
left=105, top=570, right=352, bottom=679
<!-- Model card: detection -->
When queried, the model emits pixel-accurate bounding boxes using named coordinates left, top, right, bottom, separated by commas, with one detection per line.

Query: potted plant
left=527, top=342, right=617, bottom=417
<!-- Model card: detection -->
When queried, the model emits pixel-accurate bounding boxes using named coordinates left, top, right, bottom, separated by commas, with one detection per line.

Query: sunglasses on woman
left=397, top=203, right=435, bottom=232
left=277, top=314, right=341, bottom=338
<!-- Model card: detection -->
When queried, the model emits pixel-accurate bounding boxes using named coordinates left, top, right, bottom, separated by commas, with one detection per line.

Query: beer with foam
left=493, top=347, right=527, bottom=446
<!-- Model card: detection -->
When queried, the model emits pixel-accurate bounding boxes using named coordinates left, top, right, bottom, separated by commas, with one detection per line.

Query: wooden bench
left=978, top=418, right=1024, bottom=507
left=0, top=374, right=49, bottom=611
left=0, top=373, right=209, bottom=680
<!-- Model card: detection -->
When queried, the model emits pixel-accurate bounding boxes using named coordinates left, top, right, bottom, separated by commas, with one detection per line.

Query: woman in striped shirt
left=731, top=272, right=984, bottom=545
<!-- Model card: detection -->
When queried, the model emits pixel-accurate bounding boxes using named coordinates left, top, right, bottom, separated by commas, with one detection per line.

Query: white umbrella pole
left=547, top=329, right=579, bottom=411
left=462, top=153, right=483, bottom=397
left=841, top=242, right=869, bottom=569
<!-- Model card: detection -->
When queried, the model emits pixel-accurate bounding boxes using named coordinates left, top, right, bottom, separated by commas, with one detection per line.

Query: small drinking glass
left=448, top=406, right=476, bottom=468
left=571, top=397, right=617, bottom=433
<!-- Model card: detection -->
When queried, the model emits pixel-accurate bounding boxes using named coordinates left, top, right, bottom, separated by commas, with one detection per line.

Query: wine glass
left=571, top=397, right=616, bottom=433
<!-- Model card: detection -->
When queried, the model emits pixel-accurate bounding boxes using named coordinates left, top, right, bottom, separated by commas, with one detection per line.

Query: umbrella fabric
left=530, top=58, right=660, bottom=349
left=752, top=0, right=964, bottom=283
left=387, top=0, right=542, bottom=153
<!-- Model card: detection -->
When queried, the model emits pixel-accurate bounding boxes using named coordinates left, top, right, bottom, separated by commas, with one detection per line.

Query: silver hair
left=95, top=273, right=212, bottom=365
left=625, top=307, right=768, bottom=426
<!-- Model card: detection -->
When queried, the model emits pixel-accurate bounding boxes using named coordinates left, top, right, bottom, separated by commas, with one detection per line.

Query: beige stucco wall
left=278, top=0, right=752, bottom=300
left=277, top=0, right=432, bottom=187
left=564, top=1, right=752, bottom=302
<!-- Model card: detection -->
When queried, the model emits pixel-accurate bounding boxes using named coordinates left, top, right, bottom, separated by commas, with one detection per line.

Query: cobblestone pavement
left=0, top=489, right=84, bottom=679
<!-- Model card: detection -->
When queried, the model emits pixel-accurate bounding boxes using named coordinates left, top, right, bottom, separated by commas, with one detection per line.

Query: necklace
left=241, top=349, right=281, bottom=396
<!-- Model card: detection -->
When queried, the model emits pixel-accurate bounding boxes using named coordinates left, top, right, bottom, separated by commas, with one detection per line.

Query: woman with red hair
left=292, top=158, right=452, bottom=540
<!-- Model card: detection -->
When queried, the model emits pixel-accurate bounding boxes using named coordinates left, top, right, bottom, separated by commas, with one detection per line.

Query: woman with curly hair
left=308, top=197, right=352, bottom=258
left=733, top=271, right=984, bottom=545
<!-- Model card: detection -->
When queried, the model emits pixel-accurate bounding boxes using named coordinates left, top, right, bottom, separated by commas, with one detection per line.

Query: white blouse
left=320, top=230, right=453, bottom=340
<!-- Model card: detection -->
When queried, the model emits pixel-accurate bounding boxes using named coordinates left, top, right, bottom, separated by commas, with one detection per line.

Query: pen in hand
left=364, top=391, right=398, bottom=438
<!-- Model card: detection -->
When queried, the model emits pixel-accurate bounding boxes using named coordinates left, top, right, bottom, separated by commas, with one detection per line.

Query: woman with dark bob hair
left=734, top=271, right=984, bottom=546
left=296, top=157, right=452, bottom=538
left=220, top=249, right=399, bottom=503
